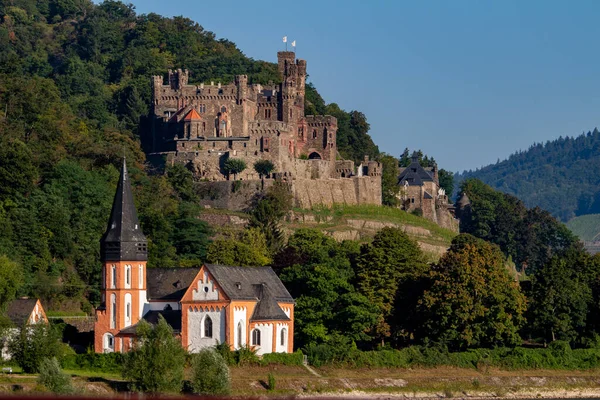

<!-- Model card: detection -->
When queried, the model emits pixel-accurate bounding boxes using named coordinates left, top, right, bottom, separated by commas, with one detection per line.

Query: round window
left=204, top=286, right=209, bottom=293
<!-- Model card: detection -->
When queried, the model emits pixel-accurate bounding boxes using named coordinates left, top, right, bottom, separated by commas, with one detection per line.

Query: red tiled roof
left=183, top=109, right=202, bottom=121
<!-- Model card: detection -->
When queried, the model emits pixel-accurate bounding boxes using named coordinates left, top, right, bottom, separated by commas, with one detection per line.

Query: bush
left=61, top=349, right=125, bottom=372
left=214, top=342, right=236, bottom=366
left=37, top=357, right=74, bottom=394
left=8, top=324, right=65, bottom=373
left=123, top=316, right=186, bottom=393
left=261, top=350, right=304, bottom=366
left=190, top=349, right=231, bottom=395
left=235, top=345, right=260, bottom=365
left=267, top=372, right=276, bottom=391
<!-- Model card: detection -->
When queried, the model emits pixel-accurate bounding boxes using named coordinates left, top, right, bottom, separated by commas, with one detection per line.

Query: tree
left=166, top=163, right=197, bottom=202
left=37, top=357, right=74, bottom=394
left=277, top=229, right=378, bottom=347
left=0, top=255, right=22, bottom=309
left=438, top=169, right=454, bottom=198
left=418, top=234, right=526, bottom=349
left=354, top=227, right=427, bottom=344
left=123, top=316, right=186, bottom=393
left=190, top=349, right=231, bottom=395
left=171, top=202, right=211, bottom=262
left=8, top=323, right=65, bottom=373
left=253, top=160, right=275, bottom=179
left=206, top=228, right=271, bottom=266
left=223, top=158, right=247, bottom=180
left=378, top=154, right=400, bottom=207
left=249, top=182, right=293, bottom=252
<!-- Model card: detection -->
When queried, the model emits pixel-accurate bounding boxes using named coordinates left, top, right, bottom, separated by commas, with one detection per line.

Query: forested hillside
left=456, top=128, right=600, bottom=222
left=0, top=0, right=379, bottom=312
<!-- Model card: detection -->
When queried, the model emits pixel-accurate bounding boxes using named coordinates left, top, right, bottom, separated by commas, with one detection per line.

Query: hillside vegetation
left=456, top=128, right=600, bottom=222
left=0, top=0, right=379, bottom=311
left=566, top=214, right=600, bottom=242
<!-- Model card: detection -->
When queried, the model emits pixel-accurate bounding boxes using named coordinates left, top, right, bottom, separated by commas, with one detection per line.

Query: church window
left=251, top=329, right=261, bottom=346
left=237, top=322, right=243, bottom=348
left=125, top=293, right=132, bottom=326
left=103, top=333, right=114, bottom=353
left=110, top=294, right=116, bottom=329
left=102, top=267, right=105, bottom=289
left=111, top=265, right=116, bottom=289
left=281, top=328, right=287, bottom=346
left=138, top=265, right=143, bottom=289
left=125, top=265, right=131, bottom=288
left=312, top=130, right=317, bottom=139
left=204, top=316, right=213, bottom=338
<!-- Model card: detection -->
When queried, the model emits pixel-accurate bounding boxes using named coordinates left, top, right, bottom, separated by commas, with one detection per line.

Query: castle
left=94, top=160, right=295, bottom=354
left=398, top=152, right=458, bottom=231
left=147, top=51, right=382, bottom=209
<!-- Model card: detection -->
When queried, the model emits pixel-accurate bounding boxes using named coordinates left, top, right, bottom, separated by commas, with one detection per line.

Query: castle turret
left=95, top=159, right=148, bottom=353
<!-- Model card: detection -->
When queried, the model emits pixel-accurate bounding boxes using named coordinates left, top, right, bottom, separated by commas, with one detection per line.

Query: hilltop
left=455, top=128, right=600, bottom=222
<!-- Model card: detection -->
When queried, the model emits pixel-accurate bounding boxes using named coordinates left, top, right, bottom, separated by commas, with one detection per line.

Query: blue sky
left=126, top=0, right=600, bottom=172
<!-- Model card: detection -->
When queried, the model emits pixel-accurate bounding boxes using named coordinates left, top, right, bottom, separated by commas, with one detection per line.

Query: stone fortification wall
left=291, top=176, right=382, bottom=209
left=196, top=180, right=274, bottom=211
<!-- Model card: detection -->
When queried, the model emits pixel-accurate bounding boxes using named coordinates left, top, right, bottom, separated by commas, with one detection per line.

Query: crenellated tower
left=95, top=158, right=148, bottom=353
left=277, top=51, right=306, bottom=124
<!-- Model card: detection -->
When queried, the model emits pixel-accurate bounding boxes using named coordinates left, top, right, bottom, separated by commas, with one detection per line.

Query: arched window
left=312, top=129, right=317, bottom=139
left=138, top=265, right=143, bottom=289
left=237, top=322, right=243, bottom=348
left=125, top=265, right=131, bottom=288
left=251, top=329, right=261, bottom=346
left=103, top=333, right=114, bottom=353
left=110, top=294, right=116, bottom=329
left=221, top=106, right=227, bottom=113
left=111, top=265, right=117, bottom=288
left=281, top=328, right=287, bottom=346
left=124, top=293, right=132, bottom=326
left=204, top=316, right=213, bottom=338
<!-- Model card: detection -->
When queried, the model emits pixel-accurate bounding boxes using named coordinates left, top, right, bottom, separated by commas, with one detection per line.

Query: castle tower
left=94, top=159, right=148, bottom=353
left=277, top=51, right=306, bottom=124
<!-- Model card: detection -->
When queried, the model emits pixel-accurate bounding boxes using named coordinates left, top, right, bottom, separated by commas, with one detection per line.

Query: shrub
left=267, top=372, right=276, bottom=391
left=123, top=316, right=186, bottom=393
left=190, top=349, right=231, bottom=395
left=235, top=345, right=260, bottom=365
left=214, top=342, right=235, bottom=366
left=61, top=349, right=125, bottom=372
left=37, top=357, right=74, bottom=394
left=8, top=323, right=65, bottom=373
left=261, top=350, right=304, bottom=366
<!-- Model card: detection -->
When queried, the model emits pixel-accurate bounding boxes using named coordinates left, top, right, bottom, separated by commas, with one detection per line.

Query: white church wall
left=187, top=306, right=226, bottom=353
left=275, top=323, right=289, bottom=353
left=191, top=271, right=220, bottom=301
left=252, top=323, right=273, bottom=356
left=233, top=306, right=247, bottom=349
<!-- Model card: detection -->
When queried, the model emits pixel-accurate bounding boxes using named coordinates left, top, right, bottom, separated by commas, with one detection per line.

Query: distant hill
left=456, top=128, right=600, bottom=222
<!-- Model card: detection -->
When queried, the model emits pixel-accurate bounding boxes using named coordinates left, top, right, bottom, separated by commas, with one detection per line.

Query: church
left=94, top=160, right=295, bottom=354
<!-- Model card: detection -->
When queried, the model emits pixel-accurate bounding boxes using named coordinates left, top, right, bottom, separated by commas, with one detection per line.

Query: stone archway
left=308, top=152, right=322, bottom=160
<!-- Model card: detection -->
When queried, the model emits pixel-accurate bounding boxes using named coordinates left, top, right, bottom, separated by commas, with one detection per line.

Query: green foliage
left=418, top=234, right=527, bottom=349
left=261, top=350, right=304, bottom=366
left=223, top=158, right=247, bottom=180
left=267, top=372, right=276, bottom=391
left=355, top=227, right=427, bottom=343
left=566, top=213, right=600, bottom=242
left=455, top=128, right=600, bottom=222
left=277, top=229, right=378, bottom=347
left=206, top=227, right=271, bottom=266
left=8, top=323, right=66, bottom=373
left=249, top=182, right=293, bottom=252
left=61, top=349, right=125, bottom=373
left=166, top=163, right=197, bottom=202
left=460, top=178, right=579, bottom=274
left=253, top=160, right=275, bottom=178
left=123, top=316, right=186, bottom=393
left=190, top=349, right=231, bottom=395
left=0, top=255, right=22, bottom=308
left=378, top=153, right=400, bottom=206
left=37, top=357, right=74, bottom=394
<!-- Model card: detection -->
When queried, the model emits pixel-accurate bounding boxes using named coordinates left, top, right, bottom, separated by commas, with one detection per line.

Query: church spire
left=101, top=158, right=147, bottom=262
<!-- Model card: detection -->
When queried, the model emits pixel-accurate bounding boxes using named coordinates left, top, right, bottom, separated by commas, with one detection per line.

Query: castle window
left=221, top=106, right=227, bottom=113
left=312, top=130, right=317, bottom=139
left=218, top=89, right=224, bottom=95
left=281, top=328, right=287, bottom=346
left=264, top=109, right=271, bottom=119
left=204, top=316, right=213, bottom=338
left=289, top=109, right=292, bottom=118
left=411, top=198, right=415, bottom=204
left=251, top=329, right=261, bottom=346
left=199, top=104, right=206, bottom=113
left=202, top=121, right=206, bottom=131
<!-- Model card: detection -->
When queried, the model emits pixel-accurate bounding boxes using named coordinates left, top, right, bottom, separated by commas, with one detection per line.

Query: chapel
left=94, top=159, right=295, bottom=354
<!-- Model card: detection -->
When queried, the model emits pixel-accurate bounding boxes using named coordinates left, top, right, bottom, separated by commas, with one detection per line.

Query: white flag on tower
left=291, top=40, right=296, bottom=47
left=282, top=36, right=287, bottom=43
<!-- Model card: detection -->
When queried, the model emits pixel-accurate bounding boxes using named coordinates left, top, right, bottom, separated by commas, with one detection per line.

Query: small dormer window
left=134, top=224, right=138, bottom=229
left=235, top=282, right=242, bottom=290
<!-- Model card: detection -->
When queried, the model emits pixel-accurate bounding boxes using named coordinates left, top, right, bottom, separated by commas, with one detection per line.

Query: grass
left=566, top=213, right=600, bottom=241
left=46, top=311, right=88, bottom=317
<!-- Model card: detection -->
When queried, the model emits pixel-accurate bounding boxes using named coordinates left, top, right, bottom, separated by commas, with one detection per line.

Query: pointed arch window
left=204, top=316, right=213, bottom=338
left=281, top=328, right=287, bottom=346
left=251, top=329, right=261, bottom=346
left=110, top=294, right=116, bottom=329
left=111, top=265, right=116, bottom=289
left=138, top=265, right=143, bottom=289
left=125, top=265, right=131, bottom=288
left=237, top=322, right=243, bottom=348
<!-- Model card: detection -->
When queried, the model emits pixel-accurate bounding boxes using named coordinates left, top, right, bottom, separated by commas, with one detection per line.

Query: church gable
left=181, top=266, right=229, bottom=303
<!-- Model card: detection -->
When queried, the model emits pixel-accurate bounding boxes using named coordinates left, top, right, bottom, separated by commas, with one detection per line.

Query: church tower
left=94, top=159, right=148, bottom=353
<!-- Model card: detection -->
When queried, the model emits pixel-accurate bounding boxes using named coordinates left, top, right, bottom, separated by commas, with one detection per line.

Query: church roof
left=398, top=152, right=434, bottom=187
left=146, top=268, right=200, bottom=300
left=204, top=264, right=294, bottom=302
left=250, top=283, right=290, bottom=322
left=6, top=298, right=39, bottom=326
left=100, top=159, right=147, bottom=261
left=119, top=310, right=182, bottom=335
left=183, top=109, right=202, bottom=121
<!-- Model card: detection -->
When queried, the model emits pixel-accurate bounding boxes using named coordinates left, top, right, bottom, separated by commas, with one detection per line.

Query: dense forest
left=0, top=0, right=380, bottom=312
left=456, top=128, right=600, bottom=222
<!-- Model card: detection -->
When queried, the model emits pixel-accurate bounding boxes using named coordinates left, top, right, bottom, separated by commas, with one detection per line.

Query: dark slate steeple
left=101, top=158, right=147, bottom=262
